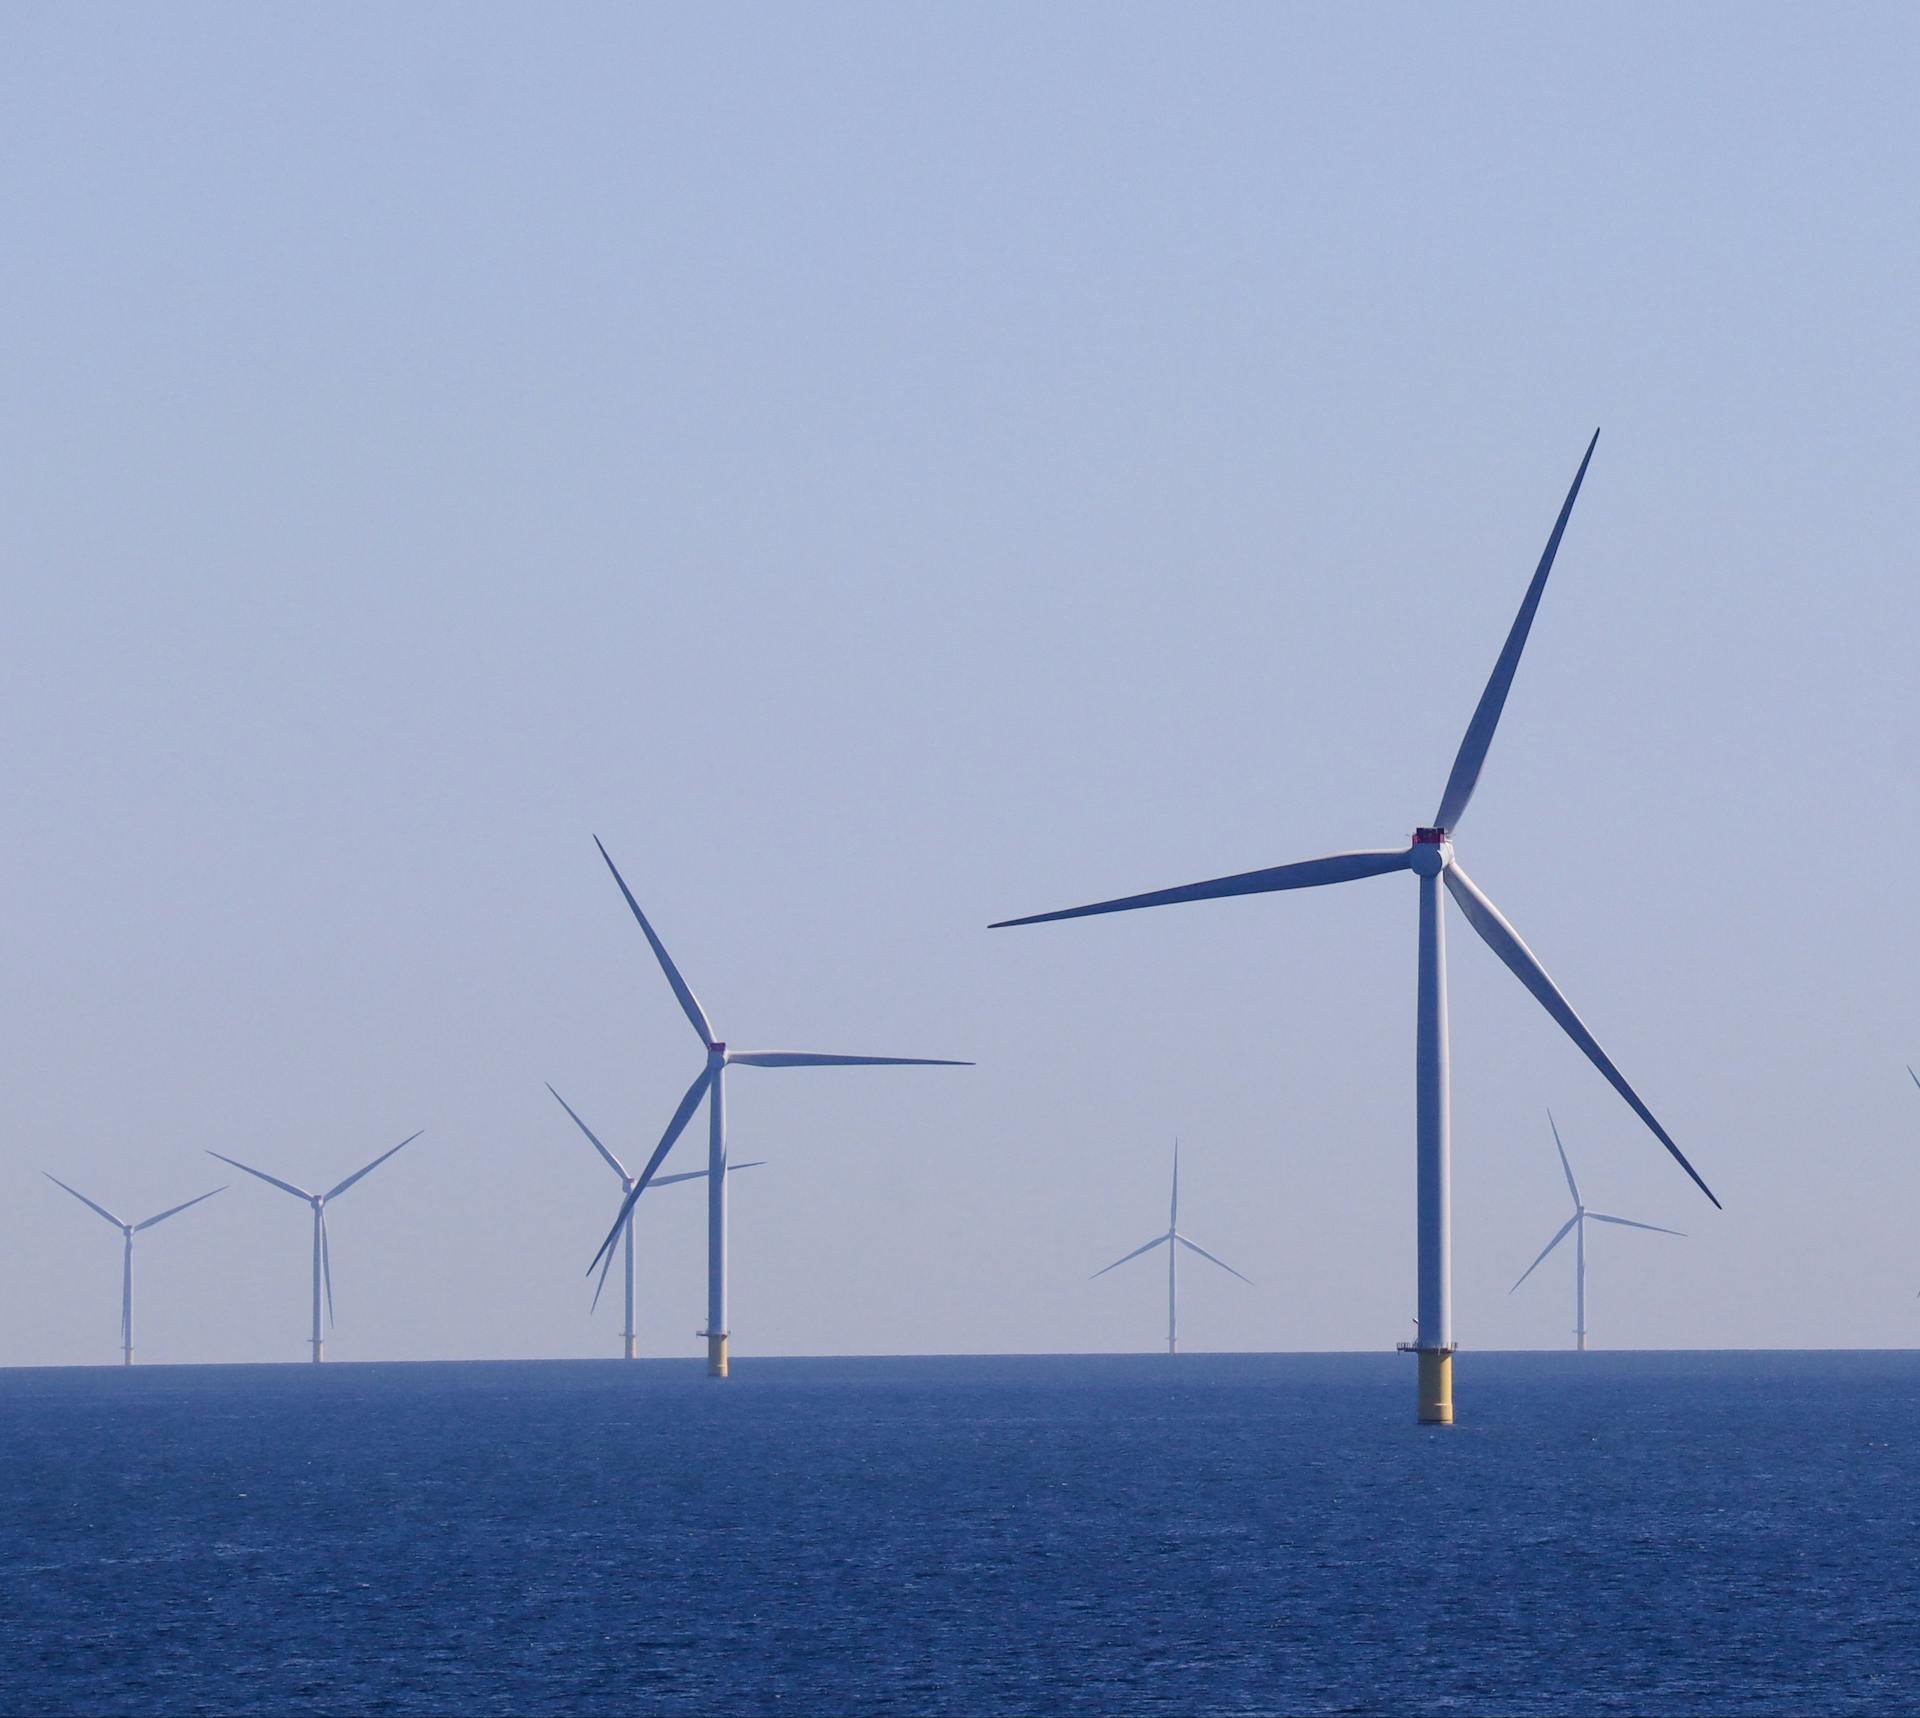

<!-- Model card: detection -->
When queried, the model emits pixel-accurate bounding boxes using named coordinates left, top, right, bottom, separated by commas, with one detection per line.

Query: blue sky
left=2, top=5, right=1915, bottom=1363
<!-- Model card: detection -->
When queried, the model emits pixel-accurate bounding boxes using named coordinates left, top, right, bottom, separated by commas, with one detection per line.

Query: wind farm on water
left=26, top=432, right=1903, bottom=1400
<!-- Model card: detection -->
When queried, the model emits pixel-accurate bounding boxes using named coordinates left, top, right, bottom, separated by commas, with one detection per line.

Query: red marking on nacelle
left=709, top=1042, right=727, bottom=1054
left=1413, top=827, right=1448, bottom=844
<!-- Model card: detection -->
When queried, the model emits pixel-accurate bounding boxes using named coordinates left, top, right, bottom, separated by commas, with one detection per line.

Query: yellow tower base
left=706, top=1333, right=729, bottom=1378
left=1418, top=1350, right=1453, bottom=1425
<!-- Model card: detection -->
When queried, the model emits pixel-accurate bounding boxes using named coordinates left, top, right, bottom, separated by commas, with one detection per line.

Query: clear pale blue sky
left=2, top=5, right=1915, bottom=1364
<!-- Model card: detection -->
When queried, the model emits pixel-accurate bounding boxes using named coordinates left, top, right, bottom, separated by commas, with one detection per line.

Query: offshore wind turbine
left=208, top=1132, right=422, bottom=1362
left=992, top=432, right=1718, bottom=1423
left=43, top=1175, right=223, bottom=1364
left=585, top=838, right=970, bottom=1377
left=1510, top=1112, right=1682, bottom=1351
left=547, top=1083, right=765, bottom=1358
left=1091, top=1141, right=1250, bottom=1354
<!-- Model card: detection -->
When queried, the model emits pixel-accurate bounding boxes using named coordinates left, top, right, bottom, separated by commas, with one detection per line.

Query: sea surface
left=2, top=1351, right=1916, bottom=1716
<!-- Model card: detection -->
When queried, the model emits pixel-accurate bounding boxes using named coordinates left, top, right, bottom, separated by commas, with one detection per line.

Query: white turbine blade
left=1510, top=1214, right=1579, bottom=1293
left=589, top=1221, right=620, bottom=1314
left=546, top=1084, right=628, bottom=1179
left=1090, top=1233, right=1170, bottom=1279
left=650, top=1159, right=767, bottom=1189
left=206, top=1151, right=313, bottom=1202
left=1587, top=1212, right=1685, bottom=1238
left=593, top=836, right=715, bottom=1046
left=43, top=1173, right=125, bottom=1230
left=1433, top=429, right=1600, bottom=832
left=727, top=1052, right=972, bottom=1069
left=133, top=1187, right=224, bottom=1231
left=587, top=1065, right=715, bottom=1276
left=1170, top=1140, right=1180, bottom=1231
left=321, top=1210, right=335, bottom=1328
left=1175, top=1234, right=1252, bottom=1286
left=1909, top=1064, right=1919, bottom=1094
left=1547, top=1109, right=1581, bottom=1207
left=325, top=1130, right=423, bottom=1202
left=992, top=848, right=1413, bottom=930
left=1444, top=862, right=1720, bottom=1209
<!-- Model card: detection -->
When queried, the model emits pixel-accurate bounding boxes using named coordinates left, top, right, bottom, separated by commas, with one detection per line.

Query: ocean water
left=2, top=1351, right=1917, bottom=1716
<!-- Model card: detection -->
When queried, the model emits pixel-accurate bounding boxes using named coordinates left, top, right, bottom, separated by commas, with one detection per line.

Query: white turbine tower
left=1510, top=1112, right=1682, bottom=1351
left=585, top=838, right=971, bottom=1377
left=43, top=1175, right=223, bottom=1365
left=1091, top=1141, right=1250, bottom=1354
left=208, top=1132, right=422, bottom=1362
left=547, top=1083, right=765, bottom=1358
left=993, top=432, right=1719, bottom=1423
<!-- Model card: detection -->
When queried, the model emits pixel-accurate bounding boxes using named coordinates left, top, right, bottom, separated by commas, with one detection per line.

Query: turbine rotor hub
left=1408, top=829, right=1453, bottom=876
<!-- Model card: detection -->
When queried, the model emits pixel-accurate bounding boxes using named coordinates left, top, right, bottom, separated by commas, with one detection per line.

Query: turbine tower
left=586, top=838, right=970, bottom=1377
left=992, top=432, right=1718, bottom=1423
left=1510, top=1112, right=1682, bottom=1350
left=1091, top=1141, right=1250, bottom=1354
left=547, top=1083, right=764, bottom=1358
left=209, top=1132, right=421, bottom=1362
left=43, top=1175, right=223, bottom=1364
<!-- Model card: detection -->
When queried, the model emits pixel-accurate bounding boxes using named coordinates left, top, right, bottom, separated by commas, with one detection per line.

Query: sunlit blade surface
left=134, top=1187, right=224, bottom=1231
left=547, top=1084, right=627, bottom=1179
left=1090, top=1234, right=1169, bottom=1279
left=1170, top=1140, right=1180, bottom=1231
left=207, top=1152, right=313, bottom=1202
left=324, top=1131, right=423, bottom=1202
left=594, top=837, right=715, bottom=1045
left=727, top=1052, right=972, bottom=1068
left=321, top=1212, right=335, bottom=1328
left=43, top=1173, right=124, bottom=1230
left=1547, top=1110, right=1582, bottom=1207
left=1434, top=429, right=1600, bottom=832
left=1510, top=1214, right=1579, bottom=1292
left=587, top=1066, right=715, bottom=1276
left=992, top=849, right=1414, bottom=930
left=1586, top=1212, right=1685, bottom=1237
left=1175, top=1234, right=1253, bottom=1285
left=1444, top=862, right=1720, bottom=1209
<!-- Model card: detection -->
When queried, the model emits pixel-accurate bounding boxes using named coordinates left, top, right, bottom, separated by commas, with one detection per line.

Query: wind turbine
left=1091, top=1141, right=1250, bottom=1354
left=43, top=1174, right=223, bottom=1364
left=547, top=1083, right=765, bottom=1358
left=1510, top=1112, right=1682, bottom=1350
left=992, top=432, right=1718, bottom=1423
left=208, top=1132, right=422, bottom=1362
left=585, top=838, right=971, bottom=1376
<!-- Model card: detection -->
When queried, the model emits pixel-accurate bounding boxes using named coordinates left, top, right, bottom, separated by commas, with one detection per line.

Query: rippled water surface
left=3, top=1352, right=1918, bottom=1715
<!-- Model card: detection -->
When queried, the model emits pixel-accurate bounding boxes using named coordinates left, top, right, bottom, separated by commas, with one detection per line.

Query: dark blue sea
left=3, top=1352, right=1916, bottom=1715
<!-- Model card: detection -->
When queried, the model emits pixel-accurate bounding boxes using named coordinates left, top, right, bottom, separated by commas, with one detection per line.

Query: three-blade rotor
left=1512, top=1115, right=1684, bottom=1293
left=991, top=433, right=1719, bottom=1213
left=585, top=842, right=970, bottom=1280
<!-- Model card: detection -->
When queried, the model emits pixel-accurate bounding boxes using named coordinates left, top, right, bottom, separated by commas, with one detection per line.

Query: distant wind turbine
left=585, top=838, right=971, bottom=1376
left=1091, top=1141, right=1249, bottom=1354
left=1510, top=1112, right=1682, bottom=1351
left=993, top=432, right=1718, bottom=1423
left=547, top=1083, right=765, bottom=1358
left=43, top=1174, right=223, bottom=1365
left=208, top=1133, right=422, bottom=1362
